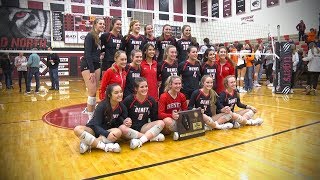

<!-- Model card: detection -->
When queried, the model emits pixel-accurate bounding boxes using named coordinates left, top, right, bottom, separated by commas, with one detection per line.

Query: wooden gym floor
left=0, top=78, right=319, bottom=179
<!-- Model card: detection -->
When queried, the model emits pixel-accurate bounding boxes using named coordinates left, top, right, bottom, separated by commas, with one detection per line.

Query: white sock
left=96, top=141, right=106, bottom=150
left=140, top=135, right=148, bottom=144
left=102, top=136, right=112, bottom=143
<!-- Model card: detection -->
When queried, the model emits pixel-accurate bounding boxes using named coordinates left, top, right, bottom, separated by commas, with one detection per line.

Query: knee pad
left=244, top=109, right=255, bottom=119
left=147, top=125, right=163, bottom=136
left=80, top=131, right=95, bottom=145
left=124, top=129, right=139, bottom=139
left=168, top=120, right=177, bottom=132
left=87, top=96, right=96, bottom=106
left=222, top=113, right=232, bottom=121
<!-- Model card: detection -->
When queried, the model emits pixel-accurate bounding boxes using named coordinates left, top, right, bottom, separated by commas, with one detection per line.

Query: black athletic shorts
left=237, top=64, right=246, bottom=69
left=80, top=60, right=100, bottom=72
left=101, top=61, right=114, bottom=71
left=254, top=60, right=263, bottom=66
left=181, top=89, right=193, bottom=100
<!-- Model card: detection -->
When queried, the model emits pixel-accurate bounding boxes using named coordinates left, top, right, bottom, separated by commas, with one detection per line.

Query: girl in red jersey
left=157, top=45, right=178, bottom=94
left=100, top=18, right=123, bottom=72
left=176, top=25, right=198, bottom=63
left=201, top=48, right=217, bottom=89
left=156, top=24, right=177, bottom=62
left=216, top=46, right=235, bottom=94
left=121, top=20, right=146, bottom=62
left=188, top=75, right=233, bottom=130
left=218, top=75, right=263, bottom=128
left=74, top=84, right=126, bottom=154
left=158, top=75, right=188, bottom=136
left=141, top=43, right=159, bottom=101
left=178, top=46, right=201, bottom=101
left=120, top=77, right=165, bottom=150
left=99, top=50, right=127, bottom=100
left=80, top=18, right=105, bottom=120
left=124, top=50, right=142, bottom=98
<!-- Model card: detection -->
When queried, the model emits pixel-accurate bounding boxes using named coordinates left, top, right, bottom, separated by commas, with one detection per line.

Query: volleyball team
left=73, top=18, right=263, bottom=154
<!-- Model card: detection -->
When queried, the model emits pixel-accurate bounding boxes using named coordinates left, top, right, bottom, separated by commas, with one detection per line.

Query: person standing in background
left=26, top=48, right=41, bottom=94
left=2, top=53, right=14, bottom=89
left=47, top=47, right=60, bottom=90
left=14, top=52, right=28, bottom=92
left=296, top=20, right=306, bottom=41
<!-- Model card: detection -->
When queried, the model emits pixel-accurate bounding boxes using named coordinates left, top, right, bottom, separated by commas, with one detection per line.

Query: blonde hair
left=164, top=75, right=181, bottom=92
left=163, top=45, right=176, bottom=62
left=111, top=50, right=126, bottom=71
left=223, top=75, right=236, bottom=89
left=200, top=75, right=218, bottom=113
left=126, top=20, right=139, bottom=40
left=91, top=18, right=104, bottom=47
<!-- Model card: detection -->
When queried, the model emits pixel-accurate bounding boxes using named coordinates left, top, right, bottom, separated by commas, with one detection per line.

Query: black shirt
left=123, top=94, right=158, bottom=131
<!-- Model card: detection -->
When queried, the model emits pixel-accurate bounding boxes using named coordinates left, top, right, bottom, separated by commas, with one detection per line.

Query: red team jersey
left=216, top=60, right=235, bottom=94
left=141, top=60, right=159, bottom=101
left=158, top=92, right=188, bottom=119
left=99, top=64, right=127, bottom=100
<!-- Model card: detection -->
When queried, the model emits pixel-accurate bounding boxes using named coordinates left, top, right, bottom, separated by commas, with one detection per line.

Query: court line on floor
left=85, top=120, right=320, bottom=180
left=254, top=103, right=320, bottom=115
left=246, top=92, right=320, bottom=102
left=0, top=119, right=42, bottom=125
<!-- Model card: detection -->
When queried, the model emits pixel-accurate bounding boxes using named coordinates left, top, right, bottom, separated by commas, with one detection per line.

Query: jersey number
left=138, top=113, right=144, bottom=120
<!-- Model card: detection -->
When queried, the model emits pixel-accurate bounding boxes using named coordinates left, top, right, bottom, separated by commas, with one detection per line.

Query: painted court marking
left=84, top=121, right=320, bottom=180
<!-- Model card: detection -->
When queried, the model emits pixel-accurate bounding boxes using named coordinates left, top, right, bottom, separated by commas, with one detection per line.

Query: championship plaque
left=174, top=108, right=205, bottom=140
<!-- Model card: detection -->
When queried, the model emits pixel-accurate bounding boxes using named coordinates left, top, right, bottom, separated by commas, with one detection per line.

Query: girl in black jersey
left=100, top=18, right=122, bottom=72
left=156, top=24, right=177, bottom=62
left=176, top=25, right=198, bottom=63
left=74, top=84, right=128, bottom=154
left=201, top=48, right=218, bottom=89
left=178, top=46, right=201, bottom=101
left=188, top=75, right=233, bottom=130
left=124, top=50, right=142, bottom=98
left=121, top=20, right=146, bottom=62
left=81, top=18, right=105, bottom=120
left=217, top=75, right=263, bottom=128
left=144, top=24, right=157, bottom=50
left=120, top=77, right=165, bottom=150
left=157, top=45, right=178, bottom=94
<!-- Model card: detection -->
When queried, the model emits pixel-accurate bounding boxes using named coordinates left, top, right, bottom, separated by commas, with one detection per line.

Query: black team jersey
left=188, top=89, right=213, bottom=117
left=100, top=32, right=123, bottom=70
left=124, top=65, right=141, bottom=98
left=201, top=62, right=218, bottom=89
left=217, top=89, right=247, bottom=113
left=156, top=37, right=176, bottom=63
left=87, top=101, right=127, bottom=138
left=178, top=61, right=201, bottom=98
left=123, top=94, right=158, bottom=131
left=157, top=61, right=178, bottom=94
left=146, top=37, right=158, bottom=49
left=121, top=34, right=147, bottom=62
left=176, top=38, right=195, bottom=63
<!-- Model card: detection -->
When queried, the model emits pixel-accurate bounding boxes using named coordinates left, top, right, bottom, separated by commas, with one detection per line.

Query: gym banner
left=250, top=0, right=261, bottom=11
left=201, top=0, right=208, bottom=22
left=267, top=0, right=279, bottom=7
left=236, top=0, right=245, bottom=14
left=223, top=0, right=232, bottom=17
left=0, top=7, right=51, bottom=50
left=274, top=42, right=292, bottom=94
left=211, top=0, right=219, bottom=18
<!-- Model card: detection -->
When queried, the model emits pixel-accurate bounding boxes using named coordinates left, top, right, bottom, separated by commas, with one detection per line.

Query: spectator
left=2, top=53, right=14, bottom=89
left=198, top=38, right=214, bottom=60
left=296, top=20, right=306, bottom=41
left=306, top=28, right=317, bottom=44
left=47, top=47, right=60, bottom=90
left=26, top=48, right=41, bottom=94
left=14, top=52, right=28, bottom=92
